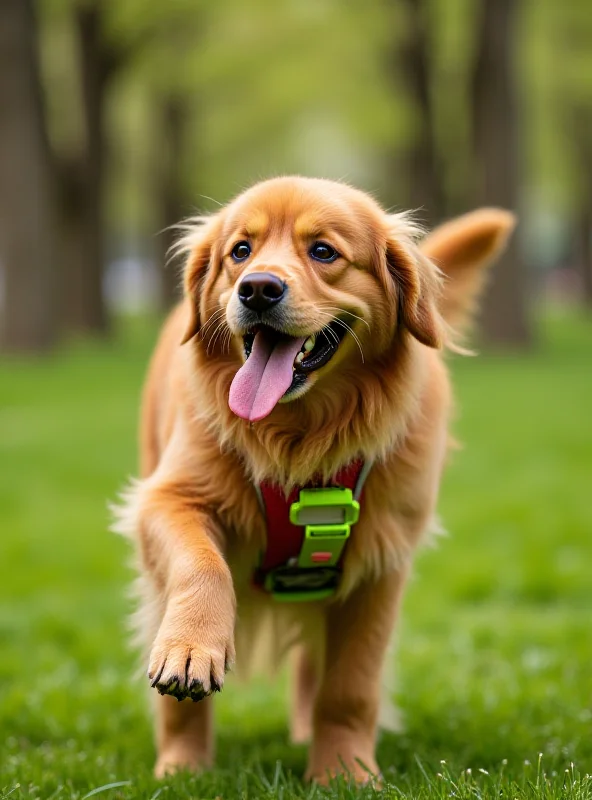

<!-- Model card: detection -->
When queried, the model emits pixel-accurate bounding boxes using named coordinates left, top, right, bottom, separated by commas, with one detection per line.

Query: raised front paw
left=147, top=598, right=235, bottom=702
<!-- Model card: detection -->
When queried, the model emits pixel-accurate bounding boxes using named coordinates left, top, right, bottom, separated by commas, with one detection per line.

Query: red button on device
left=311, top=552, right=332, bottom=563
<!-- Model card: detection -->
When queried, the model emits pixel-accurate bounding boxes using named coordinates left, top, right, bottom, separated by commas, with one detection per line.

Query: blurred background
left=1, top=0, right=591, bottom=796
left=1, top=0, right=592, bottom=350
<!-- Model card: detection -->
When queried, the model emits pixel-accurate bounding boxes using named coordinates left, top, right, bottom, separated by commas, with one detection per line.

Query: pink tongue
left=229, top=330, right=307, bottom=422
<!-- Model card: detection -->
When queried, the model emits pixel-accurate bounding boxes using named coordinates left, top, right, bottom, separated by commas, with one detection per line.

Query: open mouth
left=243, top=321, right=347, bottom=374
left=228, top=321, right=348, bottom=422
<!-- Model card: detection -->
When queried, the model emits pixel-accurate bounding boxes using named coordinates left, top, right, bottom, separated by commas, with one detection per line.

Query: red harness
left=253, top=460, right=366, bottom=596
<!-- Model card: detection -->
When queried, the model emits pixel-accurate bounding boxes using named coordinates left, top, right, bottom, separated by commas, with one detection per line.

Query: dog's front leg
left=307, top=567, right=407, bottom=784
left=134, top=479, right=236, bottom=776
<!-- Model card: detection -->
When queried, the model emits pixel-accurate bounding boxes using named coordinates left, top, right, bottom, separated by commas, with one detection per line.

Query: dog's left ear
left=178, top=214, right=224, bottom=345
left=385, top=214, right=445, bottom=349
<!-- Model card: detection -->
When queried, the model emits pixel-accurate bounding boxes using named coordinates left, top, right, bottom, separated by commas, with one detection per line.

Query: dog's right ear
left=384, top=213, right=446, bottom=349
left=178, top=215, right=224, bottom=345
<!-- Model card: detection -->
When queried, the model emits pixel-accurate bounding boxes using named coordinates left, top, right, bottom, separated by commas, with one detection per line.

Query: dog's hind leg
left=154, top=694, right=214, bottom=778
left=306, top=567, right=409, bottom=785
left=290, top=644, right=319, bottom=744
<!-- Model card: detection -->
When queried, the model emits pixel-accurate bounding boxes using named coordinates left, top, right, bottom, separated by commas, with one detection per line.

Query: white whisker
left=314, top=305, right=367, bottom=363
left=316, top=305, right=370, bottom=331
left=323, top=324, right=340, bottom=346
left=200, top=314, right=225, bottom=339
left=207, top=320, right=230, bottom=355
left=223, top=328, right=234, bottom=355
left=331, top=318, right=365, bottom=364
left=200, top=308, right=226, bottom=339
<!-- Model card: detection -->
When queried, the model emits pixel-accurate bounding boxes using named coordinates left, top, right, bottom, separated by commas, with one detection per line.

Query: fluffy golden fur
left=114, top=177, right=515, bottom=782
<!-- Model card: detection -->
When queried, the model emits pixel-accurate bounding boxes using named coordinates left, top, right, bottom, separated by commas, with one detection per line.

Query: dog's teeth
left=295, top=352, right=304, bottom=365
left=304, top=336, right=315, bottom=352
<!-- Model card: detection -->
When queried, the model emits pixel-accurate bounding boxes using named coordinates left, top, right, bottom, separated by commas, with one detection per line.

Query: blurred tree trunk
left=385, top=0, right=443, bottom=226
left=156, top=94, right=190, bottom=310
left=58, top=1, right=109, bottom=335
left=576, top=208, right=592, bottom=308
left=570, top=107, right=592, bottom=309
left=56, top=3, right=153, bottom=332
left=471, top=0, right=532, bottom=347
left=0, top=0, right=57, bottom=353
left=401, top=0, right=443, bottom=225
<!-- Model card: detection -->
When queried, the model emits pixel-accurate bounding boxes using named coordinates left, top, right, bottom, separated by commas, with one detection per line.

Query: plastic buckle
left=290, top=487, right=360, bottom=527
left=297, top=523, right=351, bottom=568
left=263, top=565, right=341, bottom=602
left=268, top=487, right=359, bottom=602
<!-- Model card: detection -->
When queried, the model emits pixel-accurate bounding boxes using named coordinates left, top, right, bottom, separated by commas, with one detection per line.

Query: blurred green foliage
left=38, top=0, right=592, bottom=234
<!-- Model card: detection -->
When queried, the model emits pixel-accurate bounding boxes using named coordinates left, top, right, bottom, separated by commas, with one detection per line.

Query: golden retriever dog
left=114, top=176, right=514, bottom=783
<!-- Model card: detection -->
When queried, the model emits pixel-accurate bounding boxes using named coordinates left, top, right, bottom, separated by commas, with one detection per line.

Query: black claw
left=149, top=661, right=166, bottom=688
left=151, top=670, right=221, bottom=703
left=188, top=679, right=207, bottom=702
left=155, top=675, right=185, bottom=700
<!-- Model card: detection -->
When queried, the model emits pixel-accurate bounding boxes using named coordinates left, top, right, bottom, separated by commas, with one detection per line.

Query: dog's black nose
left=237, top=272, right=286, bottom=312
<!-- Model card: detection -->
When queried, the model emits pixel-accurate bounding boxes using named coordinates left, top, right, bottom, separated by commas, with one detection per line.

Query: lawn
left=1, top=310, right=591, bottom=800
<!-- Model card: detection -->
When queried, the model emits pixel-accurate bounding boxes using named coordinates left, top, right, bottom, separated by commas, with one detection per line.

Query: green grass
left=1, top=310, right=591, bottom=799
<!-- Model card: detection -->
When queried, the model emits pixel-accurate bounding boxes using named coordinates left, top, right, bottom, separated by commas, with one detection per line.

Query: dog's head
left=179, top=177, right=447, bottom=423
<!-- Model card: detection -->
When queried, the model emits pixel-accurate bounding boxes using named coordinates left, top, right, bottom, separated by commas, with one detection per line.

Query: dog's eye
left=309, top=242, right=339, bottom=263
left=231, top=241, right=251, bottom=262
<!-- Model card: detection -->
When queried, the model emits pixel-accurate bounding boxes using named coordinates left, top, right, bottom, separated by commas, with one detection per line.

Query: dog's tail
left=420, top=208, right=516, bottom=334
